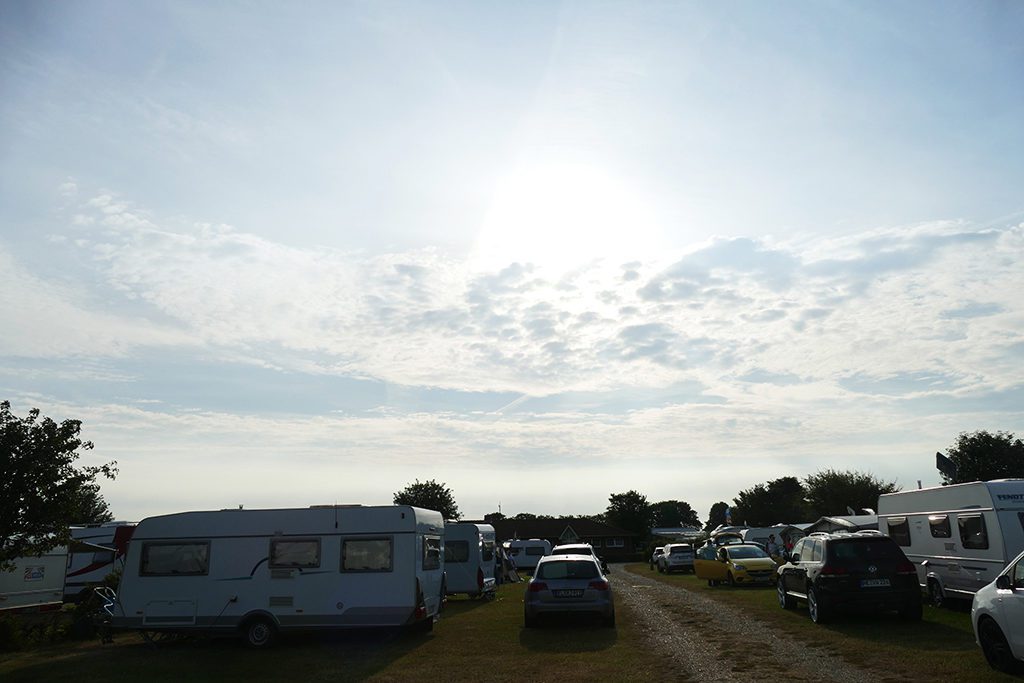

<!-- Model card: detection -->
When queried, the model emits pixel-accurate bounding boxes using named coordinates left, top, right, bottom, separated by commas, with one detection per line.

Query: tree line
left=4, top=398, right=1023, bottom=567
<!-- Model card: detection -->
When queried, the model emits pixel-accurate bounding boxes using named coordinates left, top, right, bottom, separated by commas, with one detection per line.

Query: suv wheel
left=979, top=618, right=1018, bottom=673
left=808, top=585, right=829, bottom=624
left=899, top=599, right=923, bottom=621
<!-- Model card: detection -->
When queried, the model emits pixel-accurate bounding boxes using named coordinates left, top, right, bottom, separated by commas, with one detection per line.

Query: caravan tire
left=242, top=617, right=277, bottom=649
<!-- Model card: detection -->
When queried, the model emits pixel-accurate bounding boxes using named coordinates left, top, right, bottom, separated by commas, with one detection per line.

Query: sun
left=473, top=161, right=662, bottom=273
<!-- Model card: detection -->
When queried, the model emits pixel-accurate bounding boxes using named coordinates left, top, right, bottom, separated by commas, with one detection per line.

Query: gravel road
left=614, top=567, right=878, bottom=682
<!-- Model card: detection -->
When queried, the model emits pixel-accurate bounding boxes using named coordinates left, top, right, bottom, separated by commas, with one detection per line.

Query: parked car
left=650, top=546, right=665, bottom=570
left=694, top=543, right=774, bottom=586
left=972, top=549, right=1024, bottom=673
left=550, top=543, right=609, bottom=573
left=523, top=554, right=615, bottom=628
left=657, top=543, right=695, bottom=574
left=777, top=531, right=922, bottom=624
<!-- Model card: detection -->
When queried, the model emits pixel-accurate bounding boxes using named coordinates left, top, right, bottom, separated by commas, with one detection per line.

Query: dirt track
left=614, top=567, right=877, bottom=683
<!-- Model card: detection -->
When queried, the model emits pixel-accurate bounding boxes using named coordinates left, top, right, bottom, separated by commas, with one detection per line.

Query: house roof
left=487, top=517, right=636, bottom=543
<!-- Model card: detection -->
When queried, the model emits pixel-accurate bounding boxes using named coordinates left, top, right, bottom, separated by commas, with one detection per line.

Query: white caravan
left=443, top=522, right=496, bottom=598
left=0, top=545, right=68, bottom=612
left=878, top=480, right=1024, bottom=605
left=109, top=505, right=445, bottom=647
left=506, top=539, right=551, bottom=571
left=65, top=522, right=137, bottom=602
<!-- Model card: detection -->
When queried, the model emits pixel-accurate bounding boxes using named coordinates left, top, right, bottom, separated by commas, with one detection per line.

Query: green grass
left=627, top=563, right=1015, bottom=682
left=0, top=583, right=660, bottom=682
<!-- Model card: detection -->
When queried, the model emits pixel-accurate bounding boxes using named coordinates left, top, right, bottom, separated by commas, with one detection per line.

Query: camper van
left=878, top=480, right=1024, bottom=605
left=64, top=522, right=136, bottom=602
left=443, top=522, right=496, bottom=599
left=109, top=505, right=445, bottom=647
left=506, top=539, right=551, bottom=572
left=0, top=545, right=68, bottom=612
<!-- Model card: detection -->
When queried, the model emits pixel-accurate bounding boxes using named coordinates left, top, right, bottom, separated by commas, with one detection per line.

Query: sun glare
left=474, top=162, right=662, bottom=273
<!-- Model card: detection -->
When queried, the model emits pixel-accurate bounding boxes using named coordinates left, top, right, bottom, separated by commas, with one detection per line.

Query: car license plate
left=553, top=589, right=584, bottom=598
left=860, top=578, right=891, bottom=588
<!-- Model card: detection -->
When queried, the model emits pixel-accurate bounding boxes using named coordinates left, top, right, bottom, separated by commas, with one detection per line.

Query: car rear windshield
left=535, top=560, right=600, bottom=580
left=827, top=539, right=903, bottom=566
left=727, top=546, right=768, bottom=559
left=552, top=547, right=590, bottom=555
left=670, top=547, right=692, bottom=555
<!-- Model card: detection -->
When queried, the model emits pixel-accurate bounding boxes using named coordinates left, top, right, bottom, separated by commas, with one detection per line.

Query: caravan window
left=342, top=538, right=392, bottom=572
left=481, top=541, right=495, bottom=562
left=423, top=537, right=441, bottom=570
left=887, top=517, right=911, bottom=546
left=444, top=541, right=469, bottom=563
left=928, top=515, right=951, bottom=538
left=140, top=542, right=210, bottom=576
left=525, top=546, right=545, bottom=556
left=270, top=539, right=320, bottom=568
left=958, top=514, right=989, bottom=550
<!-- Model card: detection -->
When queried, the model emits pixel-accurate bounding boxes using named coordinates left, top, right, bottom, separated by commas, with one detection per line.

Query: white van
left=506, top=539, right=551, bottom=571
left=0, top=545, right=68, bottom=612
left=109, top=505, right=445, bottom=647
left=878, top=480, right=1024, bottom=605
left=443, top=522, right=496, bottom=598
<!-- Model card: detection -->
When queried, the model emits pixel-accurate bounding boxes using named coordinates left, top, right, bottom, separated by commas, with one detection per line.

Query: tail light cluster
left=819, top=564, right=848, bottom=576
left=896, top=559, right=917, bottom=575
left=413, top=579, right=427, bottom=620
left=528, top=581, right=548, bottom=592
left=588, top=580, right=610, bottom=591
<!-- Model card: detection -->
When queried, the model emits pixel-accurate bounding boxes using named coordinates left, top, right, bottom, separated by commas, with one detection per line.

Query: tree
left=392, top=479, right=461, bottom=520
left=483, top=511, right=505, bottom=523
left=705, top=501, right=729, bottom=531
left=939, top=430, right=1024, bottom=484
left=650, top=500, right=700, bottom=529
left=1, top=401, right=117, bottom=569
left=604, top=490, right=652, bottom=539
left=69, top=483, right=115, bottom=524
left=803, top=469, right=899, bottom=518
left=732, top=477, right=807, bottom=527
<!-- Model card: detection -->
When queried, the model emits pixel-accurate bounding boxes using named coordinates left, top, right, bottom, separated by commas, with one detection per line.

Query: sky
left=2, top=1, right=1023, bottom=524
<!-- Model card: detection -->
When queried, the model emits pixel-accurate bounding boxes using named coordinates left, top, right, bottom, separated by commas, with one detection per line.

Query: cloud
left=5, top=191, right=1022, bottom=414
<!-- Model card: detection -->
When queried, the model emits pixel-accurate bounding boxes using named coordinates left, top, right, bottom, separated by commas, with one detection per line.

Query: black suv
left=776, top=531, right=922, bottom=623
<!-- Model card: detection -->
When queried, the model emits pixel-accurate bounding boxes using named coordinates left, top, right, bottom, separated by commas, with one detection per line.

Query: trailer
left=0, top=545, right=68, bottom=612
left=108, top=505, right=445, bottom=647
left=877, top=480, right=1024, bottom=606
left=65, top=522, right=136, bottom=602
left=506, top=539, right=551, bottom=571
left=443, top=522, right=496, bottom=599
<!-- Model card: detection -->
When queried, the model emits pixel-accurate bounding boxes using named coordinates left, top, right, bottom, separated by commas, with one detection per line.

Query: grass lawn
left=0, top=582, right=660, bottom=683
left=626, top=563, right=1017, bottom=683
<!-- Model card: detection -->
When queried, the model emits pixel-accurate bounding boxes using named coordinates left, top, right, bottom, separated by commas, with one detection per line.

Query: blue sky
left=2, top=1, right=1023, bottom=522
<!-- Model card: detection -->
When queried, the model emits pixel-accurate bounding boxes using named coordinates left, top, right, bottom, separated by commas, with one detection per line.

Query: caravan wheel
left=242, top=617, right=277, bottom=649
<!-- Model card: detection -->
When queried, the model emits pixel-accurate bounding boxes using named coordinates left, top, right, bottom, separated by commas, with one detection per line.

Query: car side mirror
left=997, top=575, right=1012, bottom=590
left=788, top=554, right=800, bottom=564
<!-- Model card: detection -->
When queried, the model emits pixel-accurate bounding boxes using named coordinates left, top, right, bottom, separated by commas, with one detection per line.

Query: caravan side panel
left=0, top=547, right=68, bottom=612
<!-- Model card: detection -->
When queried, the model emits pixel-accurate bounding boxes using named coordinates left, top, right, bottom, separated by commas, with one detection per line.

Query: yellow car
left=694, top=543, right=777, bottom=587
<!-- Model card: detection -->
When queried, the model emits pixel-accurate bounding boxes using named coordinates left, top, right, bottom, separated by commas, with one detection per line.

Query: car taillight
left=897, top=559, right=917, bottom=575
left=528, top=581, right=548, bottom=592
left=588, top=580, right=609, bottom=591
left=819, top=564, right=847, bottom=576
